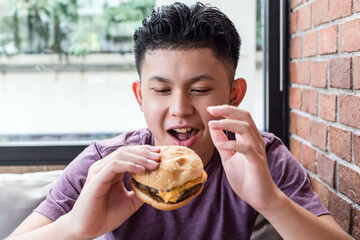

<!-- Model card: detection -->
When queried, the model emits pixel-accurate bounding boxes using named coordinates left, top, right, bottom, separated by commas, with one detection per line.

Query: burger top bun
left=131, top=145, right=204, bottom=190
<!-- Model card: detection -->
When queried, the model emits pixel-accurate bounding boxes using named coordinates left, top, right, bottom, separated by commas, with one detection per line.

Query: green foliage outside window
left=0, top=0, right=155, bottom=58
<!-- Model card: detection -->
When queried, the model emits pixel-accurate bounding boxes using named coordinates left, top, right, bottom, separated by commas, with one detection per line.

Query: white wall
left=0, top=54, right=147, bottom=136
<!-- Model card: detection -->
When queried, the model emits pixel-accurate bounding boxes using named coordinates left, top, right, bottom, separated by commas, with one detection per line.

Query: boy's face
left=133, top=48, right=243, bottom=165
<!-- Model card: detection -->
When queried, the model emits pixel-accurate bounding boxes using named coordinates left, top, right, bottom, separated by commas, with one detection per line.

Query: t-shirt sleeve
left=264, top=133, right=330, bottom=217
left=33, top=142, right=102, bottom=221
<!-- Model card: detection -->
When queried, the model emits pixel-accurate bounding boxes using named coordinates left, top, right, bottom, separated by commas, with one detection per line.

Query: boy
left=7, top=2, right=352, bottom=239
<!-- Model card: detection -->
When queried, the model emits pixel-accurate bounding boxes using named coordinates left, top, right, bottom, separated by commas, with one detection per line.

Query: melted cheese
left=158, top=176, right=202, bottom=203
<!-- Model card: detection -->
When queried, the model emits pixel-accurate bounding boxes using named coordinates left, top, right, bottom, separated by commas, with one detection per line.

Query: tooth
left=190, top=129, right=198, bottom=137
left=174, top=128, right=192, bottom=133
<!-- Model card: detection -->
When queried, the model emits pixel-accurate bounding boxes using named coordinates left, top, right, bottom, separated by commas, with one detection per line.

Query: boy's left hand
left=207, top=105, right=279, bottom=213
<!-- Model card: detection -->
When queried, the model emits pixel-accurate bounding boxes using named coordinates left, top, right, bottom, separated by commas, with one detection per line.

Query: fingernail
left=150, top=146, right=161, bottom=152
left=207, top=106, right=217, bottom=111
left=208, top=120, right=219, bottom=127
left=148, top=160, right=159, bottom=168
left=150, top=152, right=161, bottom=160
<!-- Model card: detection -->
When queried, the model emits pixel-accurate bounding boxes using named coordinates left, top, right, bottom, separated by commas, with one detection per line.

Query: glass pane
left=0, top=0, right=154, bottom=144
left=0, top=0, right=264, bottom=145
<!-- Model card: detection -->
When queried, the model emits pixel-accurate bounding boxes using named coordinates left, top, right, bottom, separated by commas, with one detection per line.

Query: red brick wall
left=289, top=0, right=360, bottom=238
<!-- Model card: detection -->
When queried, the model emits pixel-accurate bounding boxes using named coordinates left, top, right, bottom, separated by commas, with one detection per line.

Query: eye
left=190, top=88, right=212, bottom=95
left=152, top=88, right=171, bottom=95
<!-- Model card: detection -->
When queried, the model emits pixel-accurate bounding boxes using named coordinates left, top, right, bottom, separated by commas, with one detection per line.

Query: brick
left=296, top=60, right=311, bottom=85
left=355, top=0, right=360, bottom=12
left=329, top=126, right=352, bottom=161
left=304, top=31, right=317, bottom=57
left=339, top=94, right=360, bottom=128
left=338, top=164, right=360, bottom=205
left=291, top=0, right=303, bottom=9
left=290, top=112, right=297, bottom=134
left=355, top=134, right=360, bottom=167
left=341, top=19, right=360, bottom=53
left=312, top=178, right=330, bottom=208
left=311, top=61, right=327, bottom=88
left=329, top=58, right=351, bottom=89
left=290, top=61, right=297, bottom=83
left=298, top=4, right=312, bottom=30
left=317, top=153, right=335, bottom=187
left=312, top=0, right=329, bottom=26
left=297, top=114, right=311, bottom=140
left=290, top=36, right=303, bottom=59
left=291, top=11, right=297, bottom=34
left=330, top=0, right=352, bottom=20
left=319, top=93, right=336, bottom=122
left=289, top=87, right=302, bottom=110
left=353, top=206, right=360, bottom=240
left=290, top=136, right=302, bottom=163
left=329, top=191, right=351, bottom=232
left=310, top=121, right=327, bottom=151
left=301, top=89, right=318, bottom=115
left=353, top=56, right=360, bottom=90
left=302, top=144, right=316, bottom=173
left=319, top=25, right=338, bottom=55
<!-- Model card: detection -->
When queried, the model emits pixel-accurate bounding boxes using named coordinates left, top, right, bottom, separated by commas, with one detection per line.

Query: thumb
left=129, top=191, right=144, bottom=211
left=208, top=126, right=233, bottom=162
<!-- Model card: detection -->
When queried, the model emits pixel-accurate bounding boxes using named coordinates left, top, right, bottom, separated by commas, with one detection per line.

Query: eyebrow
left=148, top=74, right=215, bottom=84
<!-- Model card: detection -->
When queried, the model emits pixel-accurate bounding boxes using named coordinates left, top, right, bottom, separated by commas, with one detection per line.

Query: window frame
left=0, top=144, right=87, bottom=165
left=264, top=0, right=290, bottom=147
left=0, top=0, right=290, bottom=165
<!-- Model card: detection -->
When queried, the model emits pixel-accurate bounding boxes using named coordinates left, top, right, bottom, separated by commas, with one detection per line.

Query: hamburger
left=130, top=145, right=207, bottom=211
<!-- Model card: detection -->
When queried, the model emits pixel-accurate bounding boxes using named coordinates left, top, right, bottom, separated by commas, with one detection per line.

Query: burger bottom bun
left=130, top=172, right=206, bottom=211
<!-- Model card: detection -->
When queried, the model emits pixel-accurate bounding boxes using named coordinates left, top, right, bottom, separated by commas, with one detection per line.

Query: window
left=0, top=0, right=289, bottom=165
left=0, top=1, right=154, bottom=145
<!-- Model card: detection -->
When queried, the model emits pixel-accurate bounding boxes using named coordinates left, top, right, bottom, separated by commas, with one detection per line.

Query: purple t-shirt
left=35, top=129, right=329, bottom=239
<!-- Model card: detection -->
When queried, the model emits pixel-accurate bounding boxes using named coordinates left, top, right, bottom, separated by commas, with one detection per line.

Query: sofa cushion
left=0, top=170, right=62, bottom=239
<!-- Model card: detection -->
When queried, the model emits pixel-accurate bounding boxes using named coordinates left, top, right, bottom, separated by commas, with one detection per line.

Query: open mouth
left=168, top=128, right=199, bottom=141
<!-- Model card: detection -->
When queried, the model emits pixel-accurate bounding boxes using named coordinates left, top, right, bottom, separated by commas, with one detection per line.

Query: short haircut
left=133, top=2, right=241, bottom=80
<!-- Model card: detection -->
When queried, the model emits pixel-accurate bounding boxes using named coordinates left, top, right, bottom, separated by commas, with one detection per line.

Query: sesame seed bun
left=130, top=145, right=207, bottom=211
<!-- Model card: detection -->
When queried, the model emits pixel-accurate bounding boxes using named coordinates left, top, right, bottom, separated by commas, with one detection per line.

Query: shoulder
left=64, top=128, right=153, bottom=183
left=260, top=132, right=284, bottom=149
left=261, top=132, right=307, bottom=190
left=260, top=132, right=293, bottom=164
left=259, top=132, right=305, bottom=184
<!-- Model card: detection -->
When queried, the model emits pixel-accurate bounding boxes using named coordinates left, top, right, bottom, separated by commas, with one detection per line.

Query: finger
left=123, top=151, right=160, bottom=170
left=216, top=140, right=252, bottom=155
left=207, top=105, right=263, bottom=144
left=86, top=160, right=146, bottom=197
left=96, top=160, right=145, bottom=185
left=94, top=146, right=161, bottom=173
left=121, top=146, right=161, bottom=169
left=135, top=145, right=162, bottom=160
left=216, top=140, right=265, bottom=165
left=128, top=190, right=144, bottom=211
left=117, top=180, right=144, bottom=211
left=208, top=126, right=234, bottom=161
left=116, top=145, right=161, bottom=162
left=208, top=119, right=263, bottom=154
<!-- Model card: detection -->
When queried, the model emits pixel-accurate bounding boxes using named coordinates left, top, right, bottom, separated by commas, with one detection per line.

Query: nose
left=169, top=90, right=194, bottom=117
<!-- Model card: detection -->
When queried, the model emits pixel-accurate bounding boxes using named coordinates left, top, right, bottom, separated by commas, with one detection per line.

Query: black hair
left=133, top=2, right=241, bottom=79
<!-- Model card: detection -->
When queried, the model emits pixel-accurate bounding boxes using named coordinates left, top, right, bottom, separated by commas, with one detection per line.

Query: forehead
left=140, top=48, right=231, bottom=84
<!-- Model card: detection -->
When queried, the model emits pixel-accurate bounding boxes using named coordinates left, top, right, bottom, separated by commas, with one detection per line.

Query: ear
left=132, top=81, right=144, bottom=112
left=229, top=78, right=247, bottom=107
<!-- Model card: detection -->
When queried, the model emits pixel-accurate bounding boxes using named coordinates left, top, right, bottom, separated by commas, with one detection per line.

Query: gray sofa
left=0, top=170, right=281, bottom=239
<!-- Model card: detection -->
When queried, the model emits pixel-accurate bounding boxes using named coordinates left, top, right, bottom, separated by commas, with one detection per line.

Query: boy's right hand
left=64, top=145, right=160, bottom=240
